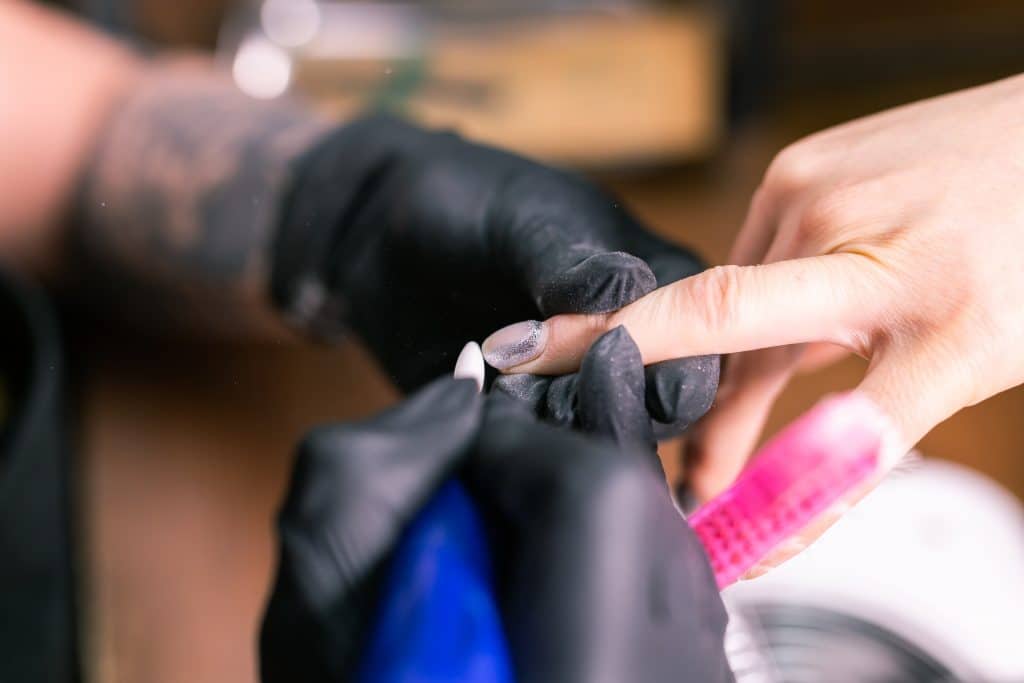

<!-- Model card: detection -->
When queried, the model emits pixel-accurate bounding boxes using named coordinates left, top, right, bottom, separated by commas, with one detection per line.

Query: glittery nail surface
left=481, top=320, right=548, bottom=370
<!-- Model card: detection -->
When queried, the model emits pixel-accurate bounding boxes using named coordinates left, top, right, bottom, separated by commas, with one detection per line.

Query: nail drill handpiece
left=358, top=342, right=512, bottom=683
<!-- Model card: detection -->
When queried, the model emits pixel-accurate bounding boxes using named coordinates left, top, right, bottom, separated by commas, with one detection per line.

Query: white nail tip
left=453, top=341, right=485, bottom=393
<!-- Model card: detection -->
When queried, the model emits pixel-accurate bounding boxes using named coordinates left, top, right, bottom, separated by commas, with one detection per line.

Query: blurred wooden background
left=68, top=1, right=1024, bottom=681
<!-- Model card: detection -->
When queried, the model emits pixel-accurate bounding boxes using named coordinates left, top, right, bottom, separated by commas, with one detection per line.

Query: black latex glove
left=260, top=379, right=731, bottom=683
left=260, top=336, right=729, bottom=682
left=494, top=325, right=719, bottom=443
left=259, top=377, right=483, bottom=682
left=466, top=393, right=733, bottom=683
left=270, top=115, right=719, bottom=436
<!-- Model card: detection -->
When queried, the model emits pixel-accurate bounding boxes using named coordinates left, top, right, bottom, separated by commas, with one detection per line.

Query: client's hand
left=483, top=74, right=1024, bottom=503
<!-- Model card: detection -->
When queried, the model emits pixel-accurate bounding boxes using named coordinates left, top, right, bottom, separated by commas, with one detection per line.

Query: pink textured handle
left=689, top=392, right=893, bottom=589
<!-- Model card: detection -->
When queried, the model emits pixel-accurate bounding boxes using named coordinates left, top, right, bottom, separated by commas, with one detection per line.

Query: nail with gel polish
left=482, top=320, right=548, bottom=370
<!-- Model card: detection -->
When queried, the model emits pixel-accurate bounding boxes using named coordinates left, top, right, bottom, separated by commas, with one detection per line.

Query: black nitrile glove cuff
left=270, top=115, right=436, bottom=339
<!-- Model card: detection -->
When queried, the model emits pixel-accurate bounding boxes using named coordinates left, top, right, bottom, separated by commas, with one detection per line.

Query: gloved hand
left=259, top=377, right=484, bottom=681
left=270, top=115, right=718, bottom=437
left=260, top=364, right=730, bottom=681
left=470, top=386, right=732, bottom=683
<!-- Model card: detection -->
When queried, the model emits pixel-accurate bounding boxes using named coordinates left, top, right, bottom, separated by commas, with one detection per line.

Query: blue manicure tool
left=357, top=344, right=513, bottom=683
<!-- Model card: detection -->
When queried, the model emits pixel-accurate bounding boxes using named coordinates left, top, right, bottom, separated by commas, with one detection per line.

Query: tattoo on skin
left=77, top=63, right=330, bottom=335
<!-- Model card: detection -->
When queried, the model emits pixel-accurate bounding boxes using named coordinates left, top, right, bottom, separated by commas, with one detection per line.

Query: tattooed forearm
left=75, top=59, right=330, bottom=335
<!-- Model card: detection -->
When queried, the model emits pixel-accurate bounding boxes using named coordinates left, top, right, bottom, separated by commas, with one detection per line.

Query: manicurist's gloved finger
left=644, top=355, right=720, bottom=439
left=491, top=355, right=719, bottom=442
left=465, top=394, right=732, bottom=683
left=260, top=377, right=483, bottom=683
left=575, top=326, right=654, bottom=449
left=627, top=230, right=723, bottom=437
left=491, top=327, right=660, bottom=460
left=484, top=217, right=721, bottom=437
left=491, top=170, right=658, bottom=316
left=489, top=372, right=552, bottom=417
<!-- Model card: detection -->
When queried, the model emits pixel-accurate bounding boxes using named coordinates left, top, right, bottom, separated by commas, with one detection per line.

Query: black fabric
left=0, top=268, right=78, bottom=682
left=270, top=117, right=436, bottom=341
left=270, top=115, right=719, bottom=439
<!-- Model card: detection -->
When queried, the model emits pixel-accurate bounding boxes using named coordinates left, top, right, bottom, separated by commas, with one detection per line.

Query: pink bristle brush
left=689, top=392, right=905, bottom=589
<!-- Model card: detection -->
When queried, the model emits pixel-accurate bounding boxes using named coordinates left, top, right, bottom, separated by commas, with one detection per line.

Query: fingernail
left=453, top=341, right=485, bottom=393
left=482, top=320, right=548, bottom=370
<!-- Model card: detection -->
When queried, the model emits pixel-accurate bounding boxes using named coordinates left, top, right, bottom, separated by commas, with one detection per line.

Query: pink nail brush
left=689, top=392, right=904, bottom=589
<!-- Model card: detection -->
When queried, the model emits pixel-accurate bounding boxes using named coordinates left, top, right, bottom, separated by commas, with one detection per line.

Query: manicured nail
left=482, top=320, right=547, bottom=370
left=453, top=341, right=485, bottom=392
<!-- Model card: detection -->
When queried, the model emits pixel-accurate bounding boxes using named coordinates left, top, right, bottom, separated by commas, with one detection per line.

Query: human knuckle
left=796, top=195, right=846, bottom=244
left=804, top=196, right=862, bottom=251
left=586, top=311, right=615, bottom=333
left=765, top=143, right=818, bottom=191
left=687, top=265, right=744, bottom=334
left=546, top=312, right=614, bottom=366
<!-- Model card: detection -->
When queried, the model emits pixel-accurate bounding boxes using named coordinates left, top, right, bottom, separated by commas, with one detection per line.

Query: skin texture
left=0, top=0, right=141, bottom=272
left=0, top=2, right=328, bottom=335
left=76, top=61, right=329, bottom=335
left=486, top=72, right=1024, bottom=522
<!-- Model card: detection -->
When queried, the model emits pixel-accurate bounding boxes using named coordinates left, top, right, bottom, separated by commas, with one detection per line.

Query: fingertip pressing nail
left=482, top=320, right=548, bottom=371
